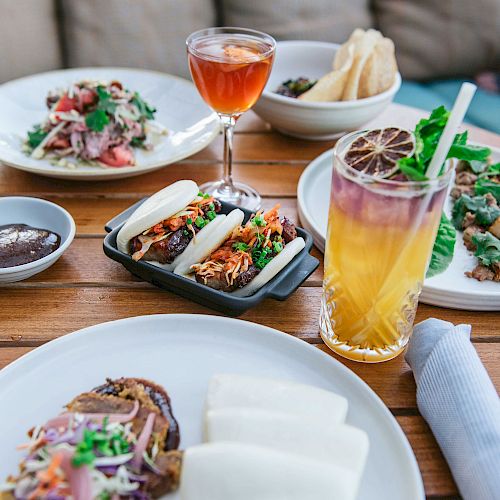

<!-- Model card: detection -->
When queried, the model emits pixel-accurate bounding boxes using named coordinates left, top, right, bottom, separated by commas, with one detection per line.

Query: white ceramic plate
left=297, top=147, right=500, bottom=310
left=0, top=314, right=424, bottom=500
left=0, top=68, right=219, bottom=180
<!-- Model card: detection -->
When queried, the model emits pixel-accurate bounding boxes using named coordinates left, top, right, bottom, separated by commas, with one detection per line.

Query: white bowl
left=0, top=197, right=76, bottom=282
left=253, top=41, right=401, bottom=140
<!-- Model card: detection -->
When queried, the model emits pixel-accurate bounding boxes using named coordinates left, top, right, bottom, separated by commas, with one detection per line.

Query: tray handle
left=104, top=198, right=146, bottom=233
left=267, top=253, right=320, bottom=300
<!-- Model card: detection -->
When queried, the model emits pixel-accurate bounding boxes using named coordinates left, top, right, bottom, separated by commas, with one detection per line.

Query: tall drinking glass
left=320, top=131, right=453, bottom=363
left=186, top=27, right=276, bottom=211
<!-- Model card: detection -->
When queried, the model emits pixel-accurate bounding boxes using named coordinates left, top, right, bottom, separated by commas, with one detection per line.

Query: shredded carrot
left=29, top=453, right=64, bottom=499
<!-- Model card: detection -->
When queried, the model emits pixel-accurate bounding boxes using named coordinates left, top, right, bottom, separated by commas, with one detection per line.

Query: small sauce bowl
left=0, top=197, right=76, bottom=282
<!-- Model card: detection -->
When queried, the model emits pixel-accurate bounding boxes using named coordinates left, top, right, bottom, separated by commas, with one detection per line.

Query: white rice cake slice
left=206, top=374, right=348, bottom=425
left=205, top=407, right=369, bottom=478
left=181, top=442, right=358, bottom=500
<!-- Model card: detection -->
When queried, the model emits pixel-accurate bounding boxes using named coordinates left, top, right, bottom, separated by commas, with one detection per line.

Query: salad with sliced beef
left=451, top=159, right=500, bottom=282
left=24, top=80, right=167, bottom=168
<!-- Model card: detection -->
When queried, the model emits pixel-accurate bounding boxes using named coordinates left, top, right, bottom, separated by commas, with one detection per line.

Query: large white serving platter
left=0, top=314, right=424, bottom=500
left=0, top=68, right=219, bottom=180
left=297, top=146, right=500, bottom=311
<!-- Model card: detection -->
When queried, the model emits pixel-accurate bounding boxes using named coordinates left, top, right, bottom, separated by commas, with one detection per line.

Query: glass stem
left=220, top=114, right=236, bottom=190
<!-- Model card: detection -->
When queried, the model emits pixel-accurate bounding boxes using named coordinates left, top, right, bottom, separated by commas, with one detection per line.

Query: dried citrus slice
left=343, top=127, right=415, bottom=177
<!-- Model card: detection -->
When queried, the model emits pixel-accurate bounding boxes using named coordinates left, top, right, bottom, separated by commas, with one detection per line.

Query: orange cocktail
left=188, top=35, right=274, bottom=115
left=320, top=131, right=452, bottom=362
left=187, top=28, right=275, bottom=211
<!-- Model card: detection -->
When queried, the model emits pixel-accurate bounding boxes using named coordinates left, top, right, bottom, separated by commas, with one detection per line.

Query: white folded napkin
left=405, top=318, right=500, bottom=500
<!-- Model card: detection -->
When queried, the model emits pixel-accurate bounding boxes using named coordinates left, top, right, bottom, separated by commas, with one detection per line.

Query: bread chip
left=358, top=37, right=398, bottom=98
left=341, top=29, right=382, bottom=101
left=333, top=28, right=365, bottom=71
left=298, top=44, right=354, bottom=102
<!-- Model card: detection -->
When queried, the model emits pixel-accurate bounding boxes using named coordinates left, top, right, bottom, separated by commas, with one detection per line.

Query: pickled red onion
left=131, top=412, right=156, bottom=471
left=45, top=400, right=140, bottom=430
left=59, top=449, right=92, bottom=500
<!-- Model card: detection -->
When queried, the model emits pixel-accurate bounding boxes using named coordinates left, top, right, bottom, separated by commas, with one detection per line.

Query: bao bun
left=117, top=180, right=199, bottom=254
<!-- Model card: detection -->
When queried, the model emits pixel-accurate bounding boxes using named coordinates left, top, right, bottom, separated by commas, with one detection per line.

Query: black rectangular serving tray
left=103, top=199, right=319, bottom=316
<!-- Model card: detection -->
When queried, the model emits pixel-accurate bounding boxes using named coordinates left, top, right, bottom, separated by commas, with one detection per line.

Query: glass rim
left=186, top=26, right=276, bottom=62
left=333, top=130, right=454, bottom=191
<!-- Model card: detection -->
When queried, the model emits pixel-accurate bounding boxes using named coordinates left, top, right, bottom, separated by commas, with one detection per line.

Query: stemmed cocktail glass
left=187, top=27, right=276, bottom=211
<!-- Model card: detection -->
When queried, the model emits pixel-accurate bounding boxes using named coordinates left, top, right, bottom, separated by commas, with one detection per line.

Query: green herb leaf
left=472, top=232, right=500, bottom=266
left=452, top=194, right=500, bottom=229
left=85, top=109, right=109, bottom=132
left=475, top=163, right=500, bottom=203
left=467, top=159, right=489, bottom=174
left=27, top=125, right=48, bottom=149
left=96, top=86, right=117, bottom=114
left=130, top=136, right=146, bottom=148
left=233, top=242, right=250, bottom=252
left=132, top=92, right=156, bottom=120
left=426, top=214, right=456, bottom=278
left=447, top=144, right=491, bottom=162
left=206, top=210, right=216, bottom=221
left=398, top=157, right=428, bottom=181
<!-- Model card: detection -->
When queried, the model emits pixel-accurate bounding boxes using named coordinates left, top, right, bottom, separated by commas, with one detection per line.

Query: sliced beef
left=462, top=212, right=476, bottom=229
left=195, top=265, right=260, bottom=292
left=281, top=217, right=297, bottom=243
left=93, top=377, right=180, bottom=450
left=67, top=392, right=170, bottom=449
left=450, top=184, right=475, bottom=199
left=455, top=171, right=477, bottom=185
left=142, top=229, right=192, bottom=264
left=235, top=265, right=260, bottom=288
left=146, top=450, right=183, bottom=497
left=466, top=264, right=496, bottom=281
left=462, top=224, right=484, bottom=251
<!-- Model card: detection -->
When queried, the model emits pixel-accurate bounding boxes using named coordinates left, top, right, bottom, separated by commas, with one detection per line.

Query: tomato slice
left=99, top=146, right=134, bottom=167
left=54, top=94, right=77, bottom=113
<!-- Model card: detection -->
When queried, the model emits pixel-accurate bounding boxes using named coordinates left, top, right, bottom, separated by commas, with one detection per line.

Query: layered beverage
left=320, top=130, right=452, bottom=362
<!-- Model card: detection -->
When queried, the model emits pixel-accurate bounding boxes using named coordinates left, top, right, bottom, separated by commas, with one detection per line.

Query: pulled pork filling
left=130, top=195, right=221, bottom=263
left=191, top=204, right=297, bottom=292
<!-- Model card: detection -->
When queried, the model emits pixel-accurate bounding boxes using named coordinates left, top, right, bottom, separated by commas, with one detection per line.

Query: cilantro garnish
left=233, top=242, right=250, bottom=252
left=85, top=109, right=109, bottom=132
left=96, top=86, right=117, bottom=114
left=27, top=125, right=48, bottom=149
left=475, top=163, right=500, bottom=203
left=472, top=232, right=500, bottom=267
left=72, top=426, right=131, bottom=468
left=452, top=194, right=500, bottom=229
left=132, top=92, right=156, bottom=120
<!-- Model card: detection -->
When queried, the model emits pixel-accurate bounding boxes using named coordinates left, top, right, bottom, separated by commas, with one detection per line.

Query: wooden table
left=0, top=103, right=498, bottom=498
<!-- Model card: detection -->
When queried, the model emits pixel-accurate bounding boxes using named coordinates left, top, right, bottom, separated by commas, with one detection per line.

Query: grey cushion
left=375, top=0, right=500, bottom=80
left=0, top=0, right=62, bottom=83
left=62, top=0, right=216, bottom=78
left=220, top=0, right=374, bottom=43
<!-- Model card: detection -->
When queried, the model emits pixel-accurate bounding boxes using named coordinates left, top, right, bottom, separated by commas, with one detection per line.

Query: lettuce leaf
left=426, top=214, right=456, bottom=278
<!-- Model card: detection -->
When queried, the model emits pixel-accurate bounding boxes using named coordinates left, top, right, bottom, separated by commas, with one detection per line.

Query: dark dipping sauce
left=0, top=224, right=61, bottom=268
